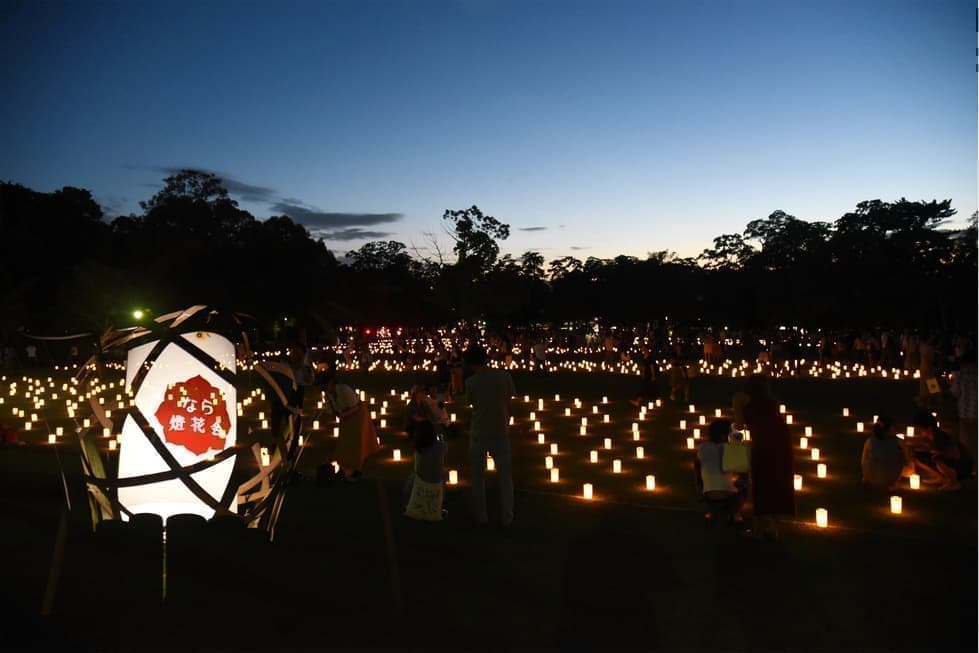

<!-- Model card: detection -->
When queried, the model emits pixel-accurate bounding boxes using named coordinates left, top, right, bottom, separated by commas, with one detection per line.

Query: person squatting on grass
left=321, top=373, right=380, bottom=482
left=861, top=416, right=915, bottom=491
left=909, top=410, right=970, bottom=492
left=464, top=344, right=516, bottom=527
left=694, top=419, right=748, bottom=524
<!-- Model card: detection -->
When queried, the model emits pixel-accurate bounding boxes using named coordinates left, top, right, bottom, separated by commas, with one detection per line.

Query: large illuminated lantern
left=117, top=330, right=238, bottom=520
left=77, top=306, right=299, bottom=534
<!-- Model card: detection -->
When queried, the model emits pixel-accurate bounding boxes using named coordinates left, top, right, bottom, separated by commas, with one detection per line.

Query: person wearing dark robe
left=742, top=374, right=795, bottom=540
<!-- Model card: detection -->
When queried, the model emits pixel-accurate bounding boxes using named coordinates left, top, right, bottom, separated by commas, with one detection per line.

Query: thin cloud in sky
left=309, top=227, right=395, bottom=241
left=518, top=226, right=548, bottom=232
left=269, top=203, right=404, bottom=228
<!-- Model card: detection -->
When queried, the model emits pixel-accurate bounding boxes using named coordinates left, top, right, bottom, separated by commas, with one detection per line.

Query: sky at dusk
left=1, top=0, right=975, bottom=261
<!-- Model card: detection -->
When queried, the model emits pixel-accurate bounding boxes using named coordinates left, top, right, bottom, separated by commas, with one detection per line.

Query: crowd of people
left=298, top=329, right=976, bottom=535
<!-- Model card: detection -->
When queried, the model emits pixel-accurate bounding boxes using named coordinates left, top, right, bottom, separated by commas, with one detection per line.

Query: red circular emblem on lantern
left=154, top=375, right=231, bottom=455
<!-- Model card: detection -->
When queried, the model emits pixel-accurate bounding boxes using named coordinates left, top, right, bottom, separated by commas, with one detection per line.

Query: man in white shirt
left=464, top=344, right=516, bottom=527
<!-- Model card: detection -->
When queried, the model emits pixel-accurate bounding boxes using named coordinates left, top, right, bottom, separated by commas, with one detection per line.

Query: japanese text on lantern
left=154, top=375, right=230, bottom=455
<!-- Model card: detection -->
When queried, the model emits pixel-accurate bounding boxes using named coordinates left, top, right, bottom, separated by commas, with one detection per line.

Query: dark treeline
left=1, top=170, right=975, bottom=339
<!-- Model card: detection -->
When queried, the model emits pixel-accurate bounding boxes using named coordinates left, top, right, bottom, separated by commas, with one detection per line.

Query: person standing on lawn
left=464, top=344, right=516, bottom=527
left=949, top=350, right=977, bottom=475
left=741, top=373, right=795, bottom=540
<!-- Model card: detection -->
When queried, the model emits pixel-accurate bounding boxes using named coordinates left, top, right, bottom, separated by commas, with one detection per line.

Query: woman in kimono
left=322, top=374, right=380, bottom=481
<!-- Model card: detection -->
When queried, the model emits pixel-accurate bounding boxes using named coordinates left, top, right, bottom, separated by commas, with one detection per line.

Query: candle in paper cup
left=612, top=459, right=622, bottom=473
left=714, top=409, right=722, bottom=417
left=793, top=474, right=802, bottom=490
left=550, top=467, right=559, bottom=483
left=817, top=463, right=827, bottom=478
left=909, top=474, right=920, bottom=490
left=805, top=426, right=812, bottom=437
left=545, top=455, right=554, bottom=469
left=800, top=437, right=808, bottom=449
left=448, top=469, right=458, bottom=485
left=856, top=421, right=864, bottom=433
left=636, top=446, right=644, bottom=459
left=590, top=450, right=598, bottom=463
left=816, top=508, right=828, bottom=528
left=842, top=408, right=850, bottom=417
left=393, top=449, right=401, bottom=461
left=890, top=495, right=902, bottom=514
left=47, top=434, right=56, bottom=444
left=686, top=437, right=695, bottom=449
left=536, top=433, right=545, bottom=444
left=550, top=443, right=558, bottom=455
left=109, top=439, right=118, bottom=451
left=603, top=437, right=612, bottom=450
left=811, top=448, right=820, bottom=460
left=579, top=426, right=587, bottom=436
left=486, top=456, right=495, bottom=471
left=583, top=483, right=593, bottom=499
left=645, top=475, right=656, bottom=490
left=679, top=420, right=687, bottom=430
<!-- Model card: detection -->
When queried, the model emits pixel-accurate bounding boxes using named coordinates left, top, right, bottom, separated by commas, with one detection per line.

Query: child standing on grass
left=404, top=421, right=448, bottom=521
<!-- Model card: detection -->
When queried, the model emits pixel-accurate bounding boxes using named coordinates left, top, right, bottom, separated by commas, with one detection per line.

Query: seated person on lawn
left=909, top=410, right=970, bottom=491
left=861, top=416, right=914, bottom=491
left=694, top=419, right=748, bottom=523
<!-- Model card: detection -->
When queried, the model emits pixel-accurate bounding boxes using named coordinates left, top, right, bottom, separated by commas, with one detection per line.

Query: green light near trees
left=133, top=309, right=145, bottom=320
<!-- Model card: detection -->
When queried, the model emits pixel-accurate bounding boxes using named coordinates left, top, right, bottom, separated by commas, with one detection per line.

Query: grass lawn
left=1, top=368, right=975, bottom=651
